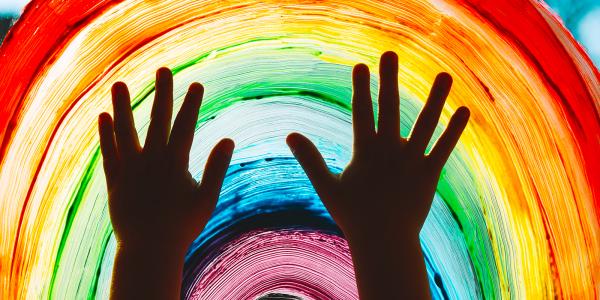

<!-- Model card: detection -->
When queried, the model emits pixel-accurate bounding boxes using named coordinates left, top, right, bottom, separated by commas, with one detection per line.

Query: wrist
left=116, top=239, right=189, bottom=260
left=111, top=238, right=188, bottom=299
left=342, top=225, right=421, bottom=247
left=343, top=228, right=431, bottom=300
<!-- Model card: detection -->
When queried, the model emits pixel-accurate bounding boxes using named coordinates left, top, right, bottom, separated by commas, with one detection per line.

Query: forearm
left=346, top=231, right=431, bottom=300
left=110, top=243, right=187, bottom=300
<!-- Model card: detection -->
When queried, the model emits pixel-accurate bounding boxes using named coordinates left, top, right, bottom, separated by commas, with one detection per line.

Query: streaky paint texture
left=545, top=0, right=600, bottom=66
left=0, top=0, right=598, bottom=299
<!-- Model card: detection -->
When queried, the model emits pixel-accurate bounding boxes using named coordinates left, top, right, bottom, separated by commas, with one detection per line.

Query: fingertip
left=435, top=72, right=453, bottom=88
left=209, top=139, right=234, bottom=163
left=206, top=139, right=235, bottom=174
left=380, top=51, right=399, bottom=73
left=111, top=83, right=130, bottom=109
left=353, top=64, right=371, bottom=86
left=353, top=63, right=370, bottom=74
left=111, top=86, right=132, bottom=130
left=188, top=82, right=204, bottom=95
left=98, top=112, right=117, bottom=164
left=219, top=138, right=235, bottom=152
left=456, top=106, right=470, bottom=119
left=98, top=112, right=112, bottom=124
left=156, top=67, right=172, bottom=79
left=286, top=132, right=304, bottom=149
left=381, top=50, right=398, bottom=63
left=112, top=82, right=127, bottom=94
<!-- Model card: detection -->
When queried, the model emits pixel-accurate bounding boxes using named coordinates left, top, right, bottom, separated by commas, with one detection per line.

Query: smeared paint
left=0, top=0, right=598, bottom=299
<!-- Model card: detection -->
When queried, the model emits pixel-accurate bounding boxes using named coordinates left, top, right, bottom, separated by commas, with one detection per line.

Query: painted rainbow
left=0, top=0, right=599, bottom=299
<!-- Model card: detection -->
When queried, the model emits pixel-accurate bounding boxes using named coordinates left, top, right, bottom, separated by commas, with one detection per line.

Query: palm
left=98, top=68, right=234, bottom=250
left=287, top=51, right=470, bottom=238
left=336, top=141, right=436, bottom=233
left=108, top=158, right=208, bottom=246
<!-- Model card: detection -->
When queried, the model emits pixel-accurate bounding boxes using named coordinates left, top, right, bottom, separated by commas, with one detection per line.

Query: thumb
left=197, top=138, right=235, bottom=203
left=286, top=133, right=337, bottom=199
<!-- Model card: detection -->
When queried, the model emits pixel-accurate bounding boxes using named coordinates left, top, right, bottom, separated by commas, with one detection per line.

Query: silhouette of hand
left=287, top=51, right=470, bottom=240
left=98, top=68, right=234, bottom=252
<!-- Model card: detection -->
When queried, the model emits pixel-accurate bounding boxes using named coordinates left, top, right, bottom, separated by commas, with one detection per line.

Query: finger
left=377, top=51, right=400, bottom=140
left=144, top=67, right=173, bottom=154
left=111, top=82, right=141, bottom=158
left=286, top=133, right=337, bottom=199
left=168, top=82, right=204, bottom=169
left=198, top=138, right=235, bottom=201
left=408, top=72, right=453, bottom=155
left=352, top=64, right=375, bottom=153
left=98, top=112, right=119, bottom=182
left=428, top=106, right=470, bottom=168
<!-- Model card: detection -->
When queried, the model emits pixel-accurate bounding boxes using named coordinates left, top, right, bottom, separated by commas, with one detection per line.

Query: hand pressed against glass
left=99, top=68, right=234, bottom=300
left=287, top=51, right=470, bottom=300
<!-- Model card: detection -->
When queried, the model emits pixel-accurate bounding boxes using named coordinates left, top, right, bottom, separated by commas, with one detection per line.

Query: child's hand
left=287, top=51, right=469, bottom=239
left=100, top=68, right=233, bottom=300
left=286, top=51, right=469, bottom=299
left=98, top=68, right=234, bottom=253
